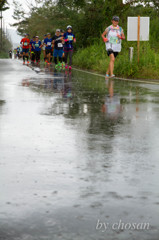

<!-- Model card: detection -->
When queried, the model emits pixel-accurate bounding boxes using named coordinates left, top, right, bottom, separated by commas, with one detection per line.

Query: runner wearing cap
left=63, top=25, right=76, bottom=70
left=52, top=29, right=64, bottom=69
left=101, top=16, right=125, bottom=78
left=44, top=33, right=53, bottom=64
left=16, top=46, right=21, bottom=59
left=42, top=34, right=47, bottom=62
left=20, top=33, right=30, bottom=65
left=30, top=36, right=36, bottom=63
left=60, top=29, right=65, bottom=68
left=33, top=36, right=42, bottom=64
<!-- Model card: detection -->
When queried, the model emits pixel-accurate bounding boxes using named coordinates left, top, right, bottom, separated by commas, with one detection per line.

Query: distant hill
left=6, top=29, right=22, bottom=49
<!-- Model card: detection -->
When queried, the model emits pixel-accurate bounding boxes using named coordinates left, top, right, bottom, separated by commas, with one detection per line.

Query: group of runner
left=18, top=16, right=125, bottom=77
left=19, top=25, right=76, bottom=70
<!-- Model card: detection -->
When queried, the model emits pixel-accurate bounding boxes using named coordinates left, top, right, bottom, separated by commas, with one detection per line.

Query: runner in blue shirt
left=44, top=33, right=53, bottom=64
left=60, top=29, right=65, bottom=67
left=42, top=34, right=47, bottom=62
left=30, top=36, right=36, bottom=63
left=33, top=36, right=42, bottom=64
left=64, top=25, right=76, bottom=70
left=16, top=46, right=21, bottom=59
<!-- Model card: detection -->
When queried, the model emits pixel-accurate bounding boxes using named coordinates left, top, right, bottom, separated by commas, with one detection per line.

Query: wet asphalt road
left=0, top=59, right=159, bottom=240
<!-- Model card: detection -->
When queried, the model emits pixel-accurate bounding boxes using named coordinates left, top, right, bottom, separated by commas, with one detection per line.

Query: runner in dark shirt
left=52, top=29, right=64, bottom=68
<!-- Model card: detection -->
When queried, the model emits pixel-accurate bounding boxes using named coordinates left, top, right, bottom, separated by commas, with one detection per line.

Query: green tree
left=12, top=0, right=28, bottom=35
left=11, top=0, right=159, bottom=49
left=0, top=0, right=11, bottom=55
left=0, top=0, right=9, bottom=11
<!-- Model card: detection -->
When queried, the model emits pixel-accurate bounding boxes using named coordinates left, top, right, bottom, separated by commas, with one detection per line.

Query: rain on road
left=0, top=59, right=159, bottom=240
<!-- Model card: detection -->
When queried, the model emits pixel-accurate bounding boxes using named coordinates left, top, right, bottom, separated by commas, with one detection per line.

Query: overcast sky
left=3, top=0, right=126, bottom=30
left=2, top=0, right=31, bottom=44
left=3, top=0, right=127, bottom=45
left=3, top=0, right=26, bottom=29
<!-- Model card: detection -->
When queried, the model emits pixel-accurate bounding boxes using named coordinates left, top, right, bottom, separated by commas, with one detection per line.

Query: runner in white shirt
left=101, top=16, right=125, bottom=78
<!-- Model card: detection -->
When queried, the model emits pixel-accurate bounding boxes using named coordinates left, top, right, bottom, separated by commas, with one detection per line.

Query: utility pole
left=0, top=11, right=2, bottom=50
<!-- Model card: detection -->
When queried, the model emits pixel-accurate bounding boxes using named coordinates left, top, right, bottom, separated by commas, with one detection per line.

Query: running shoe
left=65, top=64, right=68, bottom=69
left=62, top=62, right=65, bottom=69
left=58, top=63, right=62, bottom=70
left=69, top=66, right=72, bottom=70
left=57, top=63, right=61, bottom=68
left=110, top=74, right=115, bottom=78
left=23, top=62, right=25, bottom=65
left=55, top=64, right=58, bottom=69
left=105, top=74, right=109, bottom=79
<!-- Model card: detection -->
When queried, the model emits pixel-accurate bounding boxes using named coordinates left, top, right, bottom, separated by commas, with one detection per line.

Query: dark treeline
left=12, top=0, right=159, bottom=50
left=0, top=0, right=9, bottom=11
left=0, top=0, right=12, bottom=57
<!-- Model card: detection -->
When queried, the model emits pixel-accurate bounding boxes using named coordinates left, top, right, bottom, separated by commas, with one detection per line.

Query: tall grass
left=0, top=51, right=9, bottom=59
left=73, top=40, right=159, bottom=79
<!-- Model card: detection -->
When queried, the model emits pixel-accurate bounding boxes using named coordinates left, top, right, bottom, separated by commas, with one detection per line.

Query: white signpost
left=127, top=16, right=150, bottom=62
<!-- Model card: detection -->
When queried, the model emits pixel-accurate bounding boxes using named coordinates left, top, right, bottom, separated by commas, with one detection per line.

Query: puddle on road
left=22, top=64, right=159, bottom=122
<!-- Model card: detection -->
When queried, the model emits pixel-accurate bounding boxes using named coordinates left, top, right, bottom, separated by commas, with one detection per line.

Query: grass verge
left=73, top=40, right=159, bottom=80
left=0, top=51, right=9, bottom=59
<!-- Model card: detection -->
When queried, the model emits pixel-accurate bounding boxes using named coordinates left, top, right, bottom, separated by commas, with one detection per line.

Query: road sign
left=127, top=16, right=150, bottom=63
left=127, top=17, right=150, bottom=41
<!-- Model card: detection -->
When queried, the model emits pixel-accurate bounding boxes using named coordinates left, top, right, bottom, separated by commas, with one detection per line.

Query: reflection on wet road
left=0, top=59, right=159, bottom=240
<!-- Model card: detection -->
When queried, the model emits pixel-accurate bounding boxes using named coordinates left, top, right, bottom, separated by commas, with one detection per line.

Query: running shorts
left=107, top=49, right=118, bottom=58
left=45, top=49, right=52, bottom=55
left=22, top=48, right=29, bottom=53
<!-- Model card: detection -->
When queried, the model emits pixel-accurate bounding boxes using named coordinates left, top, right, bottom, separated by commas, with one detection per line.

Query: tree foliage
left=0, top=29, right=12, bottom=55
left=0, top=0, right=9, bottom=11
left=12, top=0, right=159, bottom=49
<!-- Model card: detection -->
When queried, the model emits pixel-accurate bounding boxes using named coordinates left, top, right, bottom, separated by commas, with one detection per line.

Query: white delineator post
left=129, top=47, right=134, bottom=62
